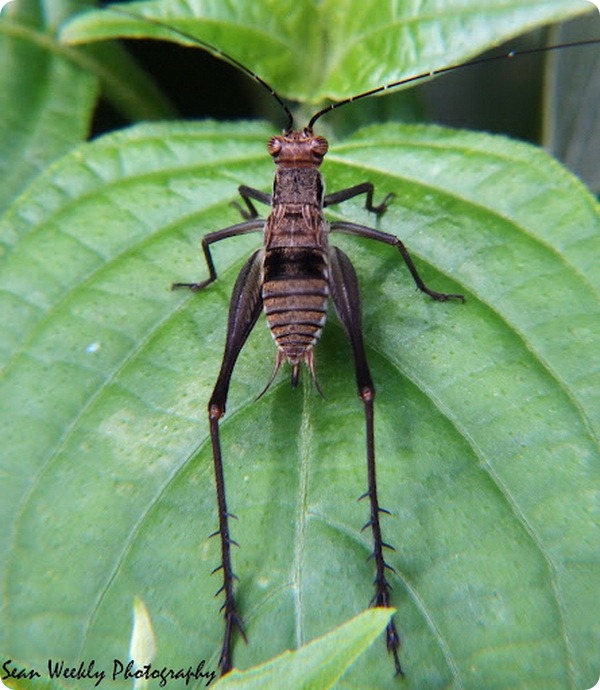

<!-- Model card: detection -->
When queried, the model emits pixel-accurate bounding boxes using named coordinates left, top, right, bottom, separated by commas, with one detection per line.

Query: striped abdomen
left=262, top=247, right=329, bottom=366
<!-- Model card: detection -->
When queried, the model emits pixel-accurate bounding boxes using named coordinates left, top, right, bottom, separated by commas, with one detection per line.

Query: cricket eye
left=310, top=136, right=328, bottom=157
left=267, top=137, right=283, bottom=156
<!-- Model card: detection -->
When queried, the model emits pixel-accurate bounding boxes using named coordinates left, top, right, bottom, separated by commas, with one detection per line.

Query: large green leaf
left=1, top=117, right=598, bottom=689
left=62, top=0, right=592, bottom=104
left=2, top=1, right=599, bottom=689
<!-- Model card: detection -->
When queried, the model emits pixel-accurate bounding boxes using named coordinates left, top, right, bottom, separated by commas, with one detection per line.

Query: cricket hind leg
left=328, top=245, right=403, bottom=675
left=331, top=220, right=465, bottom=302
left=172, top=219, right=264, bottom=292
left=206, top=249, right=264, bottom=675
left=324, top=182, right=394, bottom=215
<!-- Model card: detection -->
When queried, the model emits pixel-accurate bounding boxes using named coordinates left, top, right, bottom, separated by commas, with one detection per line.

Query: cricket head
left=267, top=129, right=329, bottom=168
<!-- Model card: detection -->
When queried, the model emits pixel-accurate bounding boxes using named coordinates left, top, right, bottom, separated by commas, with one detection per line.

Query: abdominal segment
left=262, top=247, right=329, bottom=365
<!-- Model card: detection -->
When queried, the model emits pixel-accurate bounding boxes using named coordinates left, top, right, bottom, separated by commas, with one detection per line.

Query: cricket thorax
left=272, top=168, right=325, bottom=206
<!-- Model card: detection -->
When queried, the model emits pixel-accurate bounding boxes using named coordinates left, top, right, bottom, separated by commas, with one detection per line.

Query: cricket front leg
left=172, top=218, right=264, bottom=291
left=331, top=220, right=465, bottom=302
left=207, top=250, right=264, bottom=675
left=231, top=185, right=272, bottom=219
left=324, top=182, right=394, bottom=215
left=329, top=246, right=402, bottom=675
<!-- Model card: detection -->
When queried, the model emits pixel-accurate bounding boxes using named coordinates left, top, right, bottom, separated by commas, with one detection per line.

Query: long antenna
left=307, top=39, right=600, bottom=130
left=99, top=4, right=295, bottom=132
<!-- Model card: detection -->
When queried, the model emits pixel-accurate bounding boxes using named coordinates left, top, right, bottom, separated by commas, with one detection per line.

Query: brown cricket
left=173, top=118, right=464, bottom=675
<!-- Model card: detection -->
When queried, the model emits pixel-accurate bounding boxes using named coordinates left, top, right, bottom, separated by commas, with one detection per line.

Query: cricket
left=173, top=94, right=466, bottom=676
left=70, top=3, right=599, bottom=679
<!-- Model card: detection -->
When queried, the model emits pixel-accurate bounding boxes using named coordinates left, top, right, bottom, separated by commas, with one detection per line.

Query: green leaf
left=0, top=0, right=97, bottom=216
left=213, top=609, right=393, bottom=689
left=62, top=0, right=593, bottom=104
left=1, top=118, right=598, bottom=689
left=0, top=0, right=174, bottom=217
